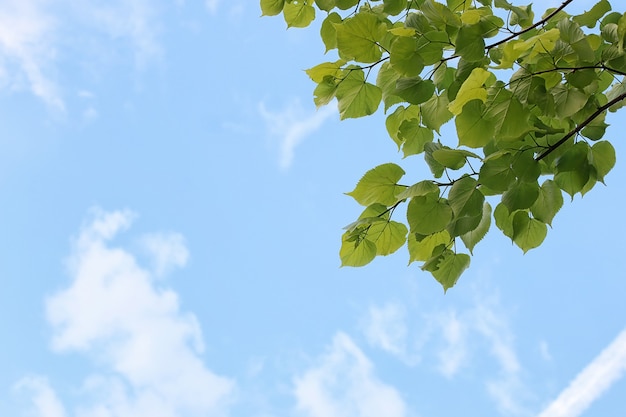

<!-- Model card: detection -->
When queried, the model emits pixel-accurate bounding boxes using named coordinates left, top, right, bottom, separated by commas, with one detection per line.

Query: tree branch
left=535, top=91, right=626, bottom=161
left=486, top=0, right=574, bottom=51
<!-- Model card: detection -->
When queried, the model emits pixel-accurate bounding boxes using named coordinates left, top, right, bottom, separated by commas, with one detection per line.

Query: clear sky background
left=1, top=1, right=625, bottom=417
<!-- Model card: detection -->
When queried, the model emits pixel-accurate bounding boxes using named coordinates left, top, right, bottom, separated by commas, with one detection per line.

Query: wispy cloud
left=14, top=376, right=67, bottom=417
left=140, top=232, right=189, bottom=278
left=0, top=0, right=164, bottom=108
left=293, top=332, right=407, bottom=417
left=82, top=0, right=163, bottom=69
left=0, top=0, right=63, bottom=109
left=363, top=289, right=531, bottom=416
left=260, top=99, right=336, bottom=170
left=536, top=328, right=626, bottom=417
left=362, top=303, right=420, bottom=366
left=17, top=208, right=234, bottom=417
left=436, top=310, right=468, bottom=378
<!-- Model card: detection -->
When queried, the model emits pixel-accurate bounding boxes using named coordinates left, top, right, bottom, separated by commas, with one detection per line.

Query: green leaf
left=479, top=153, right=515, bottom=192
left=574, top=0, right=612, bottom=28
left=590, top=141, right=616, bottom=183
left=415, top=31, right=449, bottom=65
left=397, top=180, right=439, bottom=200
left=398, top=119, right=434, bottom=156
left=455, top=24, right=486, bottom=62
left=511, top=151, right=541, bottom=183
left=335, top=0, right=359, bottom=9
left=347, top=163, right=406, bottom=206
left=424, top=142, right=446, bottom=178
left=340, top=234, right=377, bottom=266
left=336, top=69, right=382, bottom=119
left=530, top=180, right=563, bottom=226
left=502, top=180, right=540, bottom=210
left=313, top=76, right=338, bottom=106
left=512, top=211, right=547, bottom=253
left=407, top=195, right=453, bottom=235
left=495, top=0, right=533, bottom=28
left=321, top=13, right=342, bottom=52
left=421, top=0, right=461, bottom=29
left=377, top=62, right=404, bottom=110
left=335, top=12, right=387, bottom=63
left=260, top=0, right=285, bottom=16
left=581, top=117, right=608, bottom=141
left=384, top=0, right=408, bottom=15
left=447, top=176, right=485, bottom=236
left=306, top=60, right=345, bottom=83
left=494, top=202, right=514, bottom=239
left=554, top=141, right=591, bottom=197
left=455, top=99, right=495, bottom=147
left=460, top=202, right=492, bottom=254
left=553, top=85, right=589, bottom=118
left=315, top=0, right=336, bottom=12
left=390, top=37, right=425, bottom=77
left=284, top=1, right=316, bottom=28
left=368, top=221, right=408, bottom=256
left=449, top=68, right=492, bottom=115
left=431, top=149, right=467, bottom=169
left=486, top=89, right=530, bottom=141
left=395, top=77, right=436, bottom=105
left=385, top=105, right=420, bottom=148
left=431, top=252, right=471, bottom=292
left=408, top=230, right=451, bottom=263
left=421, top=94, right=453, bottom=132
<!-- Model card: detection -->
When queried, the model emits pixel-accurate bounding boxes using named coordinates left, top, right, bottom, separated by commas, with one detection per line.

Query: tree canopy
left=262, top=0, right=622, bottom=291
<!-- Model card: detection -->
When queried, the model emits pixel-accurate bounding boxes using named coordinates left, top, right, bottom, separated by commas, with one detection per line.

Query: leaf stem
left=486, top=0, right=574, bottom=51
left=535, top=91, right=626, bottom=161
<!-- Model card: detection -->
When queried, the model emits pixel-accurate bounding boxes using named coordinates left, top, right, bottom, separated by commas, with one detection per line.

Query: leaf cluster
left=262, top=0, right=622, bottom=291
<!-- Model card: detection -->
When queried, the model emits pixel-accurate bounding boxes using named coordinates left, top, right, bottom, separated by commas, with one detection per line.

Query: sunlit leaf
left=335, top=12, right=386, bottom=63
left=336, top=69, right=382, bottom=119
left=431, top=252, right=471, bottom=292
left=347, top=163, right=406, bottom=206
left=407, top=195, right=453, bottom=235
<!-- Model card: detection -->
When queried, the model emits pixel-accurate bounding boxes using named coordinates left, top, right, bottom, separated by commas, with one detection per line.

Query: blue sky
left=1, top=1, right=625, bottom=416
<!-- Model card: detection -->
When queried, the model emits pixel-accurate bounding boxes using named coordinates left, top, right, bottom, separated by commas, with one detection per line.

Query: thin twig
left=536, top=91, right=626, bottom=161
left=486, top=0, right=574, bottom=51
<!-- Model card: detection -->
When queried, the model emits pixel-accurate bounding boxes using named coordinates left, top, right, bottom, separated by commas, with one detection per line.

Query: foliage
left=262, top=0, right=622, bottom=291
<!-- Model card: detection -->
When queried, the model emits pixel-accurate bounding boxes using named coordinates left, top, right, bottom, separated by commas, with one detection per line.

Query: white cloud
left=23, top=208, right=234, bottom=417
left=78, top=0, right=163, bottom=69
left=536, top=328, right=626, bottom=417
left=471, top=296, right=531, bottom=417
left=294, top=332, right=407, bottom=417
left=260, top=99, right=336, bottom=170
left=140, top=232, right=189, bottom=278
left=363, top=290, right=531, bottom=416
left=14, top=376, right=67, bottom=417
left=436, top=310, right=468, bottom=378
left=539, top=340, right=552, bottom=362
left=0, top=0, right=63, bottom=109
left=0, top=0, right=164, bottom=107
left=362, top=303, right=420, bottom=366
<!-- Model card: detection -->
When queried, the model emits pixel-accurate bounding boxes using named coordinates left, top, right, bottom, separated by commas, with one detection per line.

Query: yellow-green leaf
left=335, top=12, right=387, bottom=63
left=284, top=1, right=315, bottom=28
left=408, top=230, right=451, bottom=263
left=347, top=163, right=406, bottom=206
left=512, top=211, right=547, bottom=253
left=260, top=0, right=285, bottom=16
left=448, top=68, right=492, bottom=115
left=340, top=234, right=377, bottom=266
left=336, top=69, right=382, bottom=119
